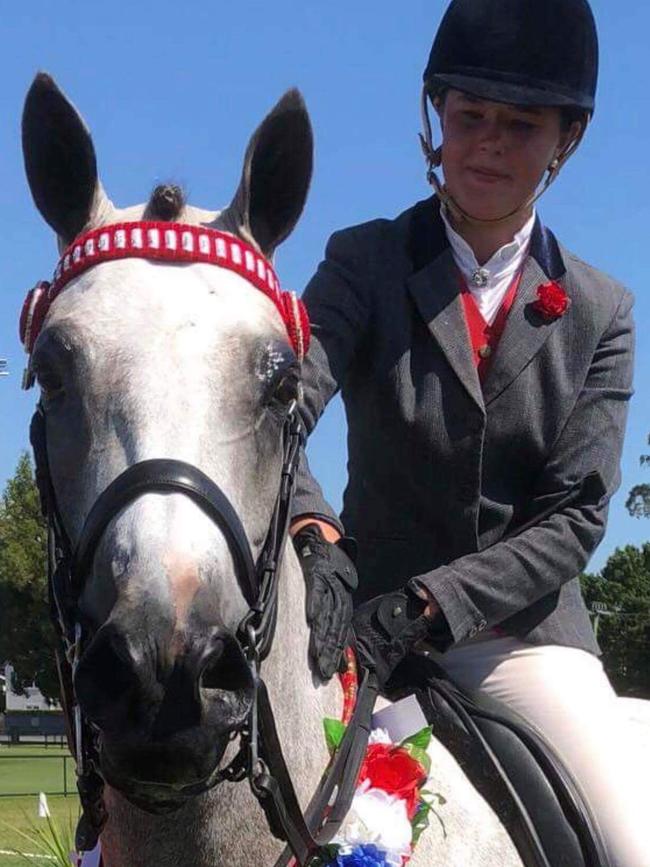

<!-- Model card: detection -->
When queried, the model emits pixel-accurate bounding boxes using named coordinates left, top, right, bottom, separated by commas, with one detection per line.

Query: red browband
left=19, top=222, right=310, bottom=376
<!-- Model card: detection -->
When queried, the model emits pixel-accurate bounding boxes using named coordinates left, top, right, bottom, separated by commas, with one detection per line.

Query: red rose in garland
left=532, top=281, right=570, bottom=321
left=358, top=744, right=427, bottom=819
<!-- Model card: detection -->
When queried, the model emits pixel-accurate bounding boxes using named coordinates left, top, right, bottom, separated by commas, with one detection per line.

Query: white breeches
left=438, top=634, right=650, bottom=867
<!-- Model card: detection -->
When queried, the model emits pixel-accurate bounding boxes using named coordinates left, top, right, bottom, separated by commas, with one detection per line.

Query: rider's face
left=436, top=90, right=579, bottom=221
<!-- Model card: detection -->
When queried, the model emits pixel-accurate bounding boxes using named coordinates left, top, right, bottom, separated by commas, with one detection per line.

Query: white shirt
left=440, top=207, right=536, bottom=325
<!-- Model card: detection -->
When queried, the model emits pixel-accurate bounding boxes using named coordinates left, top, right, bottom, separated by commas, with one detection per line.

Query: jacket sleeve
left=292, top=226, right=374, bottom=530
left=409, top=290, right=636, bottom=643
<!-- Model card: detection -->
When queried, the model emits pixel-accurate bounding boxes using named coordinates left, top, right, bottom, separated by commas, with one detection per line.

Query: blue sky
left=0, top=0, right=648, bottom=573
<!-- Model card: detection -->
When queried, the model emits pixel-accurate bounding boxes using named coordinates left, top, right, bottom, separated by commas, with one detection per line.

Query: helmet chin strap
left=419, top=85, right=587, bottom=227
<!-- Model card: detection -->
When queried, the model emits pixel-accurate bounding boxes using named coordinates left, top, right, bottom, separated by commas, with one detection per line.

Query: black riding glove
left=353, top=589, right=452, bottom=690
left=293, top=523, right=358, bottom=680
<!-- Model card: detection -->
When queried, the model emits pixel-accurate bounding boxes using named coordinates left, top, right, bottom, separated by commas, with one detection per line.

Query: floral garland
left=309, top=721, right=443, bottom=867
left=77, top=725, right=440, bottom=867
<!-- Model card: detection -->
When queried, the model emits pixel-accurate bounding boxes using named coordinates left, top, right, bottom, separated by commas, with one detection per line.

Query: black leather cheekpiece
left=424, top=0, right=599, bottom=113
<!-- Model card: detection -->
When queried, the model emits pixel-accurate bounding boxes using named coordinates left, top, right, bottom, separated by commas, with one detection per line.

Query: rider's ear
left=432, top=92, right=445, bottom=125
left=223, top=89, right=313, bottom=258
left=22, top=73, right=110, bottom=246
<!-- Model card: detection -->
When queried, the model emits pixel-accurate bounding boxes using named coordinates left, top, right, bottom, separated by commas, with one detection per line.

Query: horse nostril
left=200, top=638, right=253, bottom=694
left=74, top=625, right=139, bottom=727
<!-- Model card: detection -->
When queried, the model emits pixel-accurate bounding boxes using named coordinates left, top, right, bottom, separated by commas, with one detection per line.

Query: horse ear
left=226, top=89, right=313, bottom=258
left=22, top=73, right=104, bottom=245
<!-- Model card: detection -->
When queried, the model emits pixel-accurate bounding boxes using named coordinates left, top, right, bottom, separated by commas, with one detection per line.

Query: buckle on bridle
left=250, top=758, right=271, bottom=798
left=246, top=621, right=261, bottom=660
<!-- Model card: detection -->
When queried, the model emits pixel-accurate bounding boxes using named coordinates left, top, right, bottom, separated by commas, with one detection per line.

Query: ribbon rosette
left=317, top=722, right=436, bottom=867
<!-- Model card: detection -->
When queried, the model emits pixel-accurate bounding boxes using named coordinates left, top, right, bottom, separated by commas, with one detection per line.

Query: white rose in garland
left=334, top=783, right=413, bottom=860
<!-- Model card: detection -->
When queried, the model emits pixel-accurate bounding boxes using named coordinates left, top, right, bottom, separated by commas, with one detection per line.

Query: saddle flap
left=408, top=654, right=610, bottom=867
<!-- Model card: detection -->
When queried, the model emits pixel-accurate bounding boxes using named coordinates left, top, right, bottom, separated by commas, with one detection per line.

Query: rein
left=23, top=223, right=376, bottom=867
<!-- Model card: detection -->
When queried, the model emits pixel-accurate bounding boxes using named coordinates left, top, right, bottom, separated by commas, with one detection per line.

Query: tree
left=626, top=433, right=650, bottom=518
left=0, top=452, right=59, bottom=699
left=581, top=543, right=650, bottom=698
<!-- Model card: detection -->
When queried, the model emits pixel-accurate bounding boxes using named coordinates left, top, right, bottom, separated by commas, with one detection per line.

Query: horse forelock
left=56, top=193, right=224, bottom=253
left=145, top=184, right=186, bottom=222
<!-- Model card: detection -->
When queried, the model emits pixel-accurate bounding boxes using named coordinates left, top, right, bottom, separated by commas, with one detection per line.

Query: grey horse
left=22, top=73, right=532, bottom=867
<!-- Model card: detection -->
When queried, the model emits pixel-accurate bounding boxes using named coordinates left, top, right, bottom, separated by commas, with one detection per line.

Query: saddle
left=402, top=653, right=610, bottom=867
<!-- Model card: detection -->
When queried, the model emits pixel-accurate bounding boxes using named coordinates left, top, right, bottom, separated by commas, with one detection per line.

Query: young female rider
left=291, top=1, right=645, bottom=864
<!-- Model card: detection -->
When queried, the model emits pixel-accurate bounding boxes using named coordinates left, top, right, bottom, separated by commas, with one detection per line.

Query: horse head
left=22, top=73, right=313, bottom=813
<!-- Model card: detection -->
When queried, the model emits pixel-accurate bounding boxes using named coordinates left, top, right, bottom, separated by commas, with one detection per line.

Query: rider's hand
left=293, top=522, right=358, bottom=680
left=352, top=589, right=453, bottom=690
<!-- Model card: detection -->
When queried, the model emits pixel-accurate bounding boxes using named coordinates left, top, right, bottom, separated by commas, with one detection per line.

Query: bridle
left=22, top=223, right=376, bottom=867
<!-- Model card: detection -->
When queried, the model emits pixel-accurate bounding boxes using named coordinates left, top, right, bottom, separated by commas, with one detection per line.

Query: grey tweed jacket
left=292, top=197, right=635, bottom=654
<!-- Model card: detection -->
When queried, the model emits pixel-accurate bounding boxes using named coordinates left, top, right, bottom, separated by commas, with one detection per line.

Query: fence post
left=63, top=754, right=68, bottom=797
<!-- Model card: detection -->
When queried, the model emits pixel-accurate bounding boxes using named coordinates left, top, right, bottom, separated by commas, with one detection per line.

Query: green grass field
left=0, top=747, right=79, bottom=866
left=0, top=747, right=75, bottom=798
left=0, top=797, right=79, bottom=866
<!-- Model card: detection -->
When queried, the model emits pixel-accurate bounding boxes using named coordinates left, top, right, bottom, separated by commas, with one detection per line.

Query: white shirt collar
left=440, top=206, right=536, bottom=289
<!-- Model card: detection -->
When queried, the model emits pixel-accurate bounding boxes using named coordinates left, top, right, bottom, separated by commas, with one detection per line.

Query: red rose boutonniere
left=531, top=281, right=570, bottom=321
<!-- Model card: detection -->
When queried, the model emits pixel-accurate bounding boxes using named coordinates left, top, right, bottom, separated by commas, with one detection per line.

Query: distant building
left=2, top=663, right=65, bottom=742
left=4, top=664, right=59, bottom=711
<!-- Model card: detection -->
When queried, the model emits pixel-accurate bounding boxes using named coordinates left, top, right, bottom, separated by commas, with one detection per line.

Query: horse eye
left=35, top=367, right=64, bottom=400
left=273, top=371, right=300, bottom=406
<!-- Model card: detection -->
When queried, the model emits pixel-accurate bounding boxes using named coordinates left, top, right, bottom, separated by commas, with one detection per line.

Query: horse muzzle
left=74, top=621, right=255, bottom=811
left=98, top=739, right=234, bottom=814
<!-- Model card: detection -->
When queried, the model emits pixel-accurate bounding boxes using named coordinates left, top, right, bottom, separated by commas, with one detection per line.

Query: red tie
left=460, top=271, right=522, bottom=383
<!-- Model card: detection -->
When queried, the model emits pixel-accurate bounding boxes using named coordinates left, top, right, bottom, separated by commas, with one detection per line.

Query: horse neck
left=100, top=545, right=342, bottom=867
left=263, top=543, right=343, bottom=767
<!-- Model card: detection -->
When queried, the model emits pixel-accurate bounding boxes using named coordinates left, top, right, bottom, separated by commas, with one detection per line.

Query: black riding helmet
left=424, top=0, right=599, bottom=114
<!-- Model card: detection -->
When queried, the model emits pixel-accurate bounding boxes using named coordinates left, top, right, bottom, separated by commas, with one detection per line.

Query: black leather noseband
left=72, top=459, right=258, bottom=606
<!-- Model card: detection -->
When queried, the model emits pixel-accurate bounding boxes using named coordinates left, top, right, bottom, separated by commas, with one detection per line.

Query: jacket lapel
left=406, top=251, right=485, bottom=411
left=404, top=200, right=569, bottom=412
left=482, top=220, right=568, bottom=406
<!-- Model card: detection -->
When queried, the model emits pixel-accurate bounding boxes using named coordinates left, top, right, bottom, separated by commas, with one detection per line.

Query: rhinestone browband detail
left=49, top=222, right=282, bottom=300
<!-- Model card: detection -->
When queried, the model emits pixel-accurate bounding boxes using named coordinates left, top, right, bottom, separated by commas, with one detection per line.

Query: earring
left=549, top=157, right=560, bottom=172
